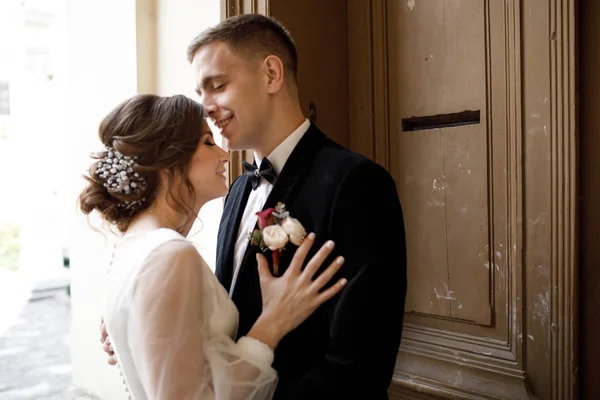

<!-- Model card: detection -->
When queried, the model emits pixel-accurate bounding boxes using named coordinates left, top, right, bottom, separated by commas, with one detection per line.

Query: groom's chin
left=224, top=139, right=240, bottom=151
left=222, top=135, right=247, bottom=152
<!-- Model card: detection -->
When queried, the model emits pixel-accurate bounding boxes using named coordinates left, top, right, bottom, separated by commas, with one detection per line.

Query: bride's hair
left=78, top=94, right=205, bottom=233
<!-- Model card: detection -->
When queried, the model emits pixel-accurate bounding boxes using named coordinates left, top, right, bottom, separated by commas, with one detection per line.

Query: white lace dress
left=104, top=228, right=277, bottom=400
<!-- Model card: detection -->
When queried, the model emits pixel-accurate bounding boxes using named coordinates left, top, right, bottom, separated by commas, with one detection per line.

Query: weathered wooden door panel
left=224, top=1, right=578, bottom=398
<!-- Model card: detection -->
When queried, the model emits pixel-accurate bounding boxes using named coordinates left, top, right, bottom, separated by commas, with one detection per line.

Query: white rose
left=262, top=225, right=289, bottom=250
left=281, top=217, right=307, bottom=246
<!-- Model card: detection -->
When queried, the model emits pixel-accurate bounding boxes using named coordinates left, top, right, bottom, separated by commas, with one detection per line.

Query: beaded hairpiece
left=95, top=147, right=147, bottom=210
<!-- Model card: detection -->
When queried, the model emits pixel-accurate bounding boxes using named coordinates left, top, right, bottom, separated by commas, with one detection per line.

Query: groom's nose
left=201, top=94, right=218, bottom=115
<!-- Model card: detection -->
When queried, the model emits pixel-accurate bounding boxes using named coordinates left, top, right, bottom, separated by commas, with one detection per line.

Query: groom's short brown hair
left=186, top=14, right=298, bottom=80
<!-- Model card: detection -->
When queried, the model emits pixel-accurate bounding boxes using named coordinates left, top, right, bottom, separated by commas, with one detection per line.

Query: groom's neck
left=255, top=102, right=305, bottom=159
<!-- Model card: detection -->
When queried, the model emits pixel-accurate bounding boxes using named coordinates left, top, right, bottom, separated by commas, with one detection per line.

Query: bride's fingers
left=314, top=278, right=347, bottom=306
left=310, top=256, right=345, bottom=292
left=256, top=253, right=272, bottom=283
left=301, top=240, right=336, bottom=282
left=287, top=232, right=316, bottom=275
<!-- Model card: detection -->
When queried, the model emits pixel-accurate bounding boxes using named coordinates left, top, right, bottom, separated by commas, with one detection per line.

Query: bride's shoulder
left=149, top=230, right=202, bottom=262
left=140, top=233, right=207, bottom=281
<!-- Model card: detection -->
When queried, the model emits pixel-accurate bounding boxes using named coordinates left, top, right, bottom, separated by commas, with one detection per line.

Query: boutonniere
left=249, top=202, right=307, bottom=276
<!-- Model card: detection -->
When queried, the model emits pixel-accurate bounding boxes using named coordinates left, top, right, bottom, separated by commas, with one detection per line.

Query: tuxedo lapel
left=231, top=125, right=328, bottom=295
left=264, top=124, right=327, bottom=210
left=215, top=175, right=252, bottom=293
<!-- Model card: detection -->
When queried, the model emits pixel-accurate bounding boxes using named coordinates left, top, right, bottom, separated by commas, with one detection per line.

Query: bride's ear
left=264, top=55, right=285, bottom=94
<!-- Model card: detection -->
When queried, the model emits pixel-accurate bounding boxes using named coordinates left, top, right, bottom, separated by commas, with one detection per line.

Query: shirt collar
left=254, top=118, right=311, bottom=175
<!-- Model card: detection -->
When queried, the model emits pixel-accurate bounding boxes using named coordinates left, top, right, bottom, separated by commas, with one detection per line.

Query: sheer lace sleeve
left=127, top=239, right=277, bottom=399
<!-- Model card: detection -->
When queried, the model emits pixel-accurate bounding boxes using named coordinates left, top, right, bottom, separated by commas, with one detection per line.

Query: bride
left=78, top=94, right=347, bottom=399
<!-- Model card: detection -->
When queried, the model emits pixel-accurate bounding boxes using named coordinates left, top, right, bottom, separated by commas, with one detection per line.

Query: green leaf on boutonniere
left=275, top=202, right=286, bottom=212
left=272, top=211, right=289, bottom=220
left=250, top=229, right=262, bottom=247
left=273, top=202, right=289, bottom=223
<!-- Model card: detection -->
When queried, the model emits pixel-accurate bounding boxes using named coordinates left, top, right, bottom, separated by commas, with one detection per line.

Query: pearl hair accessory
left=95, top=147, right=147, bottom=210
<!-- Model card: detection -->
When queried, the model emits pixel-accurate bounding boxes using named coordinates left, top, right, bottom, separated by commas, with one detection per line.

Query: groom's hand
left=99, top=318, right=117, bottom=365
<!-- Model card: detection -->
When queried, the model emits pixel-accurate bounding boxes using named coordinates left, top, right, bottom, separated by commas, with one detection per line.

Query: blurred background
left=0, top=1, right=222, bottom=398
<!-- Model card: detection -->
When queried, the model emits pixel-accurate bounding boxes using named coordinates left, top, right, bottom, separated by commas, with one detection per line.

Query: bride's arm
left=128, top=240, right=277, bottom=400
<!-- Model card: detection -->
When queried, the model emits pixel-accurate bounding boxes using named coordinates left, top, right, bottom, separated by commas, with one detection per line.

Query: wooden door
left=579, top=0, right=600, bottom=398
left=222, top=1, right=578, bottom=398
left=354, top=1, right=524, bottom=397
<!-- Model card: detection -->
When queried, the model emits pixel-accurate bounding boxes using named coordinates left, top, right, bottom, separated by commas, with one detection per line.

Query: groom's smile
left=214, top=116, right=233, bottom=131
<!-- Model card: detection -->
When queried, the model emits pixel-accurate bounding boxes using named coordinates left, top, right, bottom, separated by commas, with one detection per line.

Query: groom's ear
left=264, top=55, right=285, bottom=94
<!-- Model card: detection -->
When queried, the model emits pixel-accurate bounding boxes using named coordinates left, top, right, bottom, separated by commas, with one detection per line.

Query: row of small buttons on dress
left=114, top=353, right=133, bottom=400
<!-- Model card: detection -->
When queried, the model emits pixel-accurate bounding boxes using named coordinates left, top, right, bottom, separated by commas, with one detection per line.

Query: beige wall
left=68, top=0, right=220, bottom=398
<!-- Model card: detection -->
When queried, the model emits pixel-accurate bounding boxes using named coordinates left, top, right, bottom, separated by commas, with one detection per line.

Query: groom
left=188, top=14, right=407, bottom=399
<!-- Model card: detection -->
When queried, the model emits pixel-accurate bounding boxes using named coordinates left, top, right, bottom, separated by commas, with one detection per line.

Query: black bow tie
left=243, top=159, right=277, bottom=190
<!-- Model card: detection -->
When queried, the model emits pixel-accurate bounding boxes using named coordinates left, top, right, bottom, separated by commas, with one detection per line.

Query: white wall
left=68, top=0, right=220, bottom=398
left=154, top=0, right=221, bottom=269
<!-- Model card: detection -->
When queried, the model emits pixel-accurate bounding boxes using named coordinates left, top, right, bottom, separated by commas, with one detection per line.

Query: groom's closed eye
left=195, top=85, right=224, bottom=98
left=196, top=74, right=229, bottom=97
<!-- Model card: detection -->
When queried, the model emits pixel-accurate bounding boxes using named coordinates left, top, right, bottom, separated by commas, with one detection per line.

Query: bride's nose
left=218, top=147, right=230, bottom=163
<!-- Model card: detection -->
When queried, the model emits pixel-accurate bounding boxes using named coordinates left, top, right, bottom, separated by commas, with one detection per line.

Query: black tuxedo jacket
left=215, top=123, right=407, bottom=399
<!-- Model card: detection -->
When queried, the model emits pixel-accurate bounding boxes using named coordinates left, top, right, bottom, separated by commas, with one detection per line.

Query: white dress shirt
left=230, top=118, right=311, bottom=295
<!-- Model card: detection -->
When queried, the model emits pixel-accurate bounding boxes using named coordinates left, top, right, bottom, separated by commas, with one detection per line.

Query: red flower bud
left=256, top=208, right=276, bottom=230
